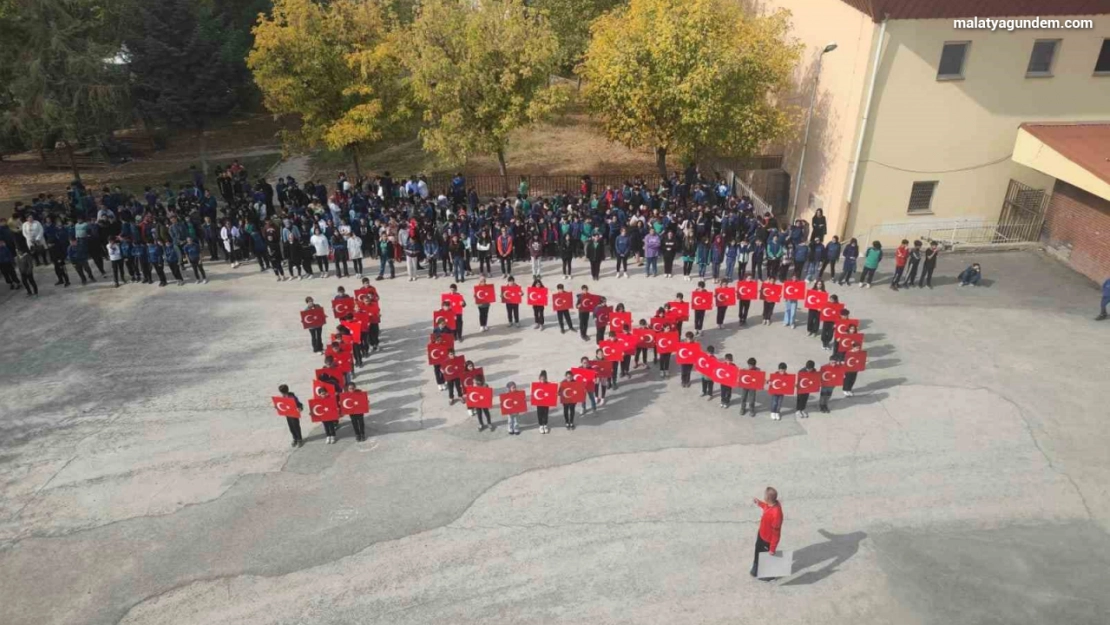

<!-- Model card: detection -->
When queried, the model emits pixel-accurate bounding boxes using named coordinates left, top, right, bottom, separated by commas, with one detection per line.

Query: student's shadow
left=781, top=529, right=868, bottom=586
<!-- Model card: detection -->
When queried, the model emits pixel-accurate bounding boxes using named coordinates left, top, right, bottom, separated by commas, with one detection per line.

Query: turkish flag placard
left=714, top=287, right=737, bottom=307
left=552, top=291, right=573, bottom=311
left=332, top=297, right=355, bottom=318
left=796, top=371, right=821, bottom=394
left=844, top=350, right=868, bottom=372
left=354, top=285, right=378, bottom=302
left=339, top=391, right=369, bottom=415
left=527, top=287, right=549, bottom=307
left=634, top=328, right=657, bottom=348
left=676, top=342, right=701, bottom=365
left=760, top=283, right=783, bottom=302
left=835, top=318, right=860, bottom=338
left=559, top=381, right=587, bottom=405
left=301, top=308, right=327, bottom=329
left=738, top=369, right=767, bottom=391
left=805, top=290, right=829, bottom=311
left=590, top=359, right=614, bottom=377
left=668, top=301, right=690, bottom=321
left=309, top=397, right=339, bottom=422
left=433, top=309, right=457, bottom=330
left=464, top=386, right=494, bottom=409
left=737, top=280, right=759, bottom=301
left=441, top=292, right=465, bottom=315
left=461, top=367, right=485, bottom=388
left=655, top=331, right=679, bottom=354
left=609, top=311, right=632, bottom=333
left=711, top=362, right=740, bottom=387
left=768, top=373, right=796, bottom=396
left=649, top=316, right=669, bottom=332
left=600, top=340, right=624, bottom=362
left=499, top=390, right=528, bottom=415
left=571, top=367, right=597, bottom=385
left=341, top=319, right=363, bottom=342
left=272, top=396, right=301, bottom=418
left=820, top=302, right=845, bottom=322
left=617, top=333, right=638, bottom=354
left=695, top=353, right=715, bottom=378
left=430, top=332, right=455, bottom=351
left=578, top=293, right=600, bottom=312
left=442, top=356, right=465, bottom=381
left=501, top=285, right=523, bottom=304
left=838, top=333, right=864, bottom=352
left=820, top=364, right=846, bottom=387
left=783, top=281, right=806, bottom=300
left=332, top=353, right=353, bottom=373
left=691, top=290, right=714, bottom=311
left=474, top=284, right=496, bottom=305
left=427, top=343, right=450, bottom=365
left=530, top=382, right=559, bottom=407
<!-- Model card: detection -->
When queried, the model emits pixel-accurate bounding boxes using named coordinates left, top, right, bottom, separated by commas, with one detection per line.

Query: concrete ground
left=0, top=249, right=1107, bottom=625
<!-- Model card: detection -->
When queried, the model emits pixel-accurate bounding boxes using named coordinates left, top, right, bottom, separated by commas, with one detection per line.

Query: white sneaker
left=844, top=390, right=854, bottom=397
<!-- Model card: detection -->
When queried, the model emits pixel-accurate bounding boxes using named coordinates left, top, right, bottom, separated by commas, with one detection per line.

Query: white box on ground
left=757, top=550, right=793, bottom=579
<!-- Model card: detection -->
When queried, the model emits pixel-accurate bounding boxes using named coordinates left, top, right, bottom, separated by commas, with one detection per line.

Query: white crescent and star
left=535, top=389, right=551, bottom=401
left=715, top=366, right=729, bottom=380
left=341, top=398, right=356, bottom=411
left=741, top=374, right=754, bottom=385
left=467, top=391, right=482, bottom=404
left=311, top=404, right=326, bottom=417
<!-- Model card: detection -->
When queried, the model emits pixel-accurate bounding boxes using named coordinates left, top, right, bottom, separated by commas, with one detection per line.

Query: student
left=304, top=296, right=325, bottom=353
left=535, top=370, right=552, bottom=434
left=445, top=349, right=463, bottom=405
left=820, top=295, right=840, bottom=351
left=555, top=283, right=575, bottom=333
left=594, top=298, right=611, bottom=347
left=147, top=239, right=167, bottom=286
left=806, top=281, right=826, bottom=337
left=285, top=230, right=303, bottom=280
left=859, top=241, right=882, bottom=288
left=310, top=227, right=331, bottom=278
left=841, top=342, right=861, bottom=398
left=902, top=240, right=922, bottom=288
left=818, top=356, right=837, bottom=413
left=656, top=312, right=673, bottom=378
left=890, top=239, right=909, bottom=291
left=760, top=276, right=778, bottom=326
left=184, top=237, right=208, bottom=284
left=68, top=237, right=96, bottom=285
left=576, top=285, right=593, bottom=342
left=719, top=353, right=736, bottom=408
left=770, top=362, right=788, bottom=420
left=795, top=360, right=816, bottom=418
left=505, top=381, right=522, bottom=435
left=737, top=280, right=753, bottom=326
left=531, top=278, right=547, bottom=330
left=681, top=234, right=696, bottom=281
left=561, top=371, right=577, bottom=430
left=315, top=386, right=339, bottom=444
left=504, top=275, right=521, bottom=327
left=447, top=283, right=466, bottom=340
left=632, top=317, right=651, bottom=367
left=579, top=356, right=601, bottom=412
left=821, top=236, right=840, bottom=281
left=783, top=283, right=798, bottom=329
left=404, top=236, right=420, bottom=282
left=919, top=241, right=939, bottom=288
left=585, top=233, right=604, bottom=281
left=740, top=358, right=760, bottom=416
left=344, top=381, right=368, bottom=442
left=692, top=281, right=709, bottom=335
left=679, top=331, right=697, bottom=388
left=559, top=233, right=574, bottom=279
left=958, top=263, right=983, bottom=287
left=0, top=241, right=17, bottom=291
left=106, top=236, right=124, bottom=287
left=661, top=230, right=678, bottom=278
left=16, top=248, right=37, bottom=296
left=164, top=240, right=185, bottom=286
left=472, top=376, right=493, bottom=432
left=715, top=279, right=731, bottom=329
left=837, top=238, right=859, bottom=286
left=277, top=384, right=304, bottom=447
left=134, top=236, right=151, bottom=284
left=430, top=322, right=452, bottom=390
left=476, top=277, right=492, bottom=331
left=496, top=228, right=514, bottom=277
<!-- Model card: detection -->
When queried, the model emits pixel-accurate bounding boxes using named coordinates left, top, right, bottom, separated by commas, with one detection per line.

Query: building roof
left=1020, top=122, right=1110, bottom=186
left=838, top=0, right=1109, bottom=21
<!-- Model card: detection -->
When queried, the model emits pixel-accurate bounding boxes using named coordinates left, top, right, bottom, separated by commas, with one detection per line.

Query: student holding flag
left=277, top=384, right=304, bottom=448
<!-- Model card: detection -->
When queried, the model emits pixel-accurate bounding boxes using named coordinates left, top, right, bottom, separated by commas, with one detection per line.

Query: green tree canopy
left=404, top=0, right=568, bottom=179
left=248, top=0, right=413, bottom=180
left=580, top=0, right=802, bottom=176
left=532, top=0, right=624, bottom=76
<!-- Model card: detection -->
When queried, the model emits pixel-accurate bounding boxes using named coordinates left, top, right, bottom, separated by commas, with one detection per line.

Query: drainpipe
left=841, top=17, right=887, bottom=239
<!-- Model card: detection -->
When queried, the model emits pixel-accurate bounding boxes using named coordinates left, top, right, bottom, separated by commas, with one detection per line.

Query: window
left=907, top=181, right=938, bottom=214
left=1027, top=40, right=1059, bottom=76
left=937, top=42, right=969, bottom=80
left=1096, top=39, right=1110, bottom=74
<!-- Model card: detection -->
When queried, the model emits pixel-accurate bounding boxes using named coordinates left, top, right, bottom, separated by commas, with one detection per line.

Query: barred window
left=907, top=182, right=938, bottom=214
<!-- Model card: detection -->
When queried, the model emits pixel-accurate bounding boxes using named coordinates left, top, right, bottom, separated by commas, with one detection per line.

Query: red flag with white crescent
left=804, top=290, right=829, bottom=311
left=338, top=391, right=369, bottom=415
left=691, top=290, right=713, bottom=311
left=796, top=371, right=821, bottom=394
left=527, top=287, right=549, bottom=307
left=552, top=291, right=573, bottom=311
left=714, top=287, right=737, bottom=307
left=499, top=390, right=527, bottom=415
left=474, top=284, right=496, bottom=304
left=301, top=309, right=327, bottom=329
left=609, top=311, right=632, bottom=333
left=768, top=373, right=796, bottom=396
left=738, top=369, right=767, bottom=391
left=308, top=397, right=339, bottom=422
left=783, top=281, right=806, bottom=300
left=464, top=386, right=494, bottom=409
left=736, top=281, right=759, bottom=300
left=655, top=331, right=679, bottom=354
left=675, top=342, right=701, bottom=365
left=530, top=382, right=559, bottom=407
left=844, top=350, right=868, bottom=373
left=711, top=362, right=740, bottom=387
left=559, top=381, right=587, bottom=405
left=272, top=396, right=301, bottom=418
left=820, top=364, right=846, bottom=386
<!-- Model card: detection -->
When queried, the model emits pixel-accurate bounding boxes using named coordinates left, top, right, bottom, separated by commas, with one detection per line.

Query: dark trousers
left=919, top=263, right=935, bottom=287
left=286, top=417, right=303, bottom=442
left=74, top=260, right=95, bottom=284
left=454, top=315, right=464, bottom=340
left=561, top=258, right=572, bottom=275
left=701, top=378, right=714, bottom=397
left=557, top=310, right=574, bottom=331
left=20, top=272, right=38, bottom=295
left=499, top=257, right=512, bottom=275
left=140, top=258, right=153, bottom=283
left=738, top=300, right=751, bottom=323
left=796, top=394, right=810, bottom=412
left=578, top=312, right=590, bottom=339
left=806, top=309, right=820, bottom=334
left=720, top=385, right=732, bottom=406
left=659, top=353, right=671, bottom=372
left=111, top=259, right=125, bottom=285
left=563, top=403, right=576, bottom=425
left=169, top=262, right=184, bottom=282
left=716, top=307, right=727, bottom=326
left=903, top=260, right=920, bottom=286
left=349, top=414, right=366, bottom=439
left=309, top=327, right=324, bottom=353
left=589, top=260, right=601, bottom=280
left=615, top=256, right=628, bottom=273
left=475, top=408, right=491, bottom=427
left=533, top=306, right=545, bottom=325
left=694, top=310, right=705, bottom=331
left=891, top=265, right=905, bottom=288
left=323, top=421, right=338, bottom=437
left=53, top=259, right=70, bottom=285
left=478, top=305, right=490, bottom=327
left=680, top=364, right=693, bottom=386
left=0, top=262, right=16, bottom=286
left=751, top=535, right=771, bottom=576
left=536, top=406, right=549, bottom=426
left=191, top=261, right=207, bottom=280
left=207, top=237, right=220, bottom=260
left=154, top=262, right=167, bottom=285
left=506, top=304, right=520, bottom=324
left=843, top=371, right=858, bottom=392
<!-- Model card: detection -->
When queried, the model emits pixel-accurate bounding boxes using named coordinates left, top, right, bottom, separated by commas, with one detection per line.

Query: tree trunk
left=196, top=128, right=209, bottom=180
left=64, top=141, right=81, bottom=183
left=576, top=75, right=582, bottom=92
left=655, top=146, right=667, bottom=179
left=350, top=146, right=363, bottom=184
left=497, top=148, right=509, bottom=195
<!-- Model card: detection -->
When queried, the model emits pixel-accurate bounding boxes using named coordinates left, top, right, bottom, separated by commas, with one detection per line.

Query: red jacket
left=758, top=501, right=784, bottom=553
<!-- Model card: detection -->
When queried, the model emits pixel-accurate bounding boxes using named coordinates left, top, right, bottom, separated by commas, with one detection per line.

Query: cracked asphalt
left=1, top=250, right=1108, bottom=625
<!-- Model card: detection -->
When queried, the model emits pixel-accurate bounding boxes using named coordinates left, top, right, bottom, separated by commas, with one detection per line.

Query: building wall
left=846, top=17, right=1110, bottom=239
left=1042, top=180, right=1110, bottom=284
left=753, top=0, right=876, bottom=230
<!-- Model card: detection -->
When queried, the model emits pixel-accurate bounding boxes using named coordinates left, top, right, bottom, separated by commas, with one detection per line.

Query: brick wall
left=1041, top=180, right=1110, bottom=284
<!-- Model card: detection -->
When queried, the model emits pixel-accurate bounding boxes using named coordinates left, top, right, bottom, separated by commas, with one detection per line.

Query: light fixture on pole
left=790, top=42, right=837, bottom=224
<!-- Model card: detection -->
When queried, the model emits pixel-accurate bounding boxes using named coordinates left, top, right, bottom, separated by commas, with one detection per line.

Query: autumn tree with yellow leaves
left=580, top=0, right=802, bottom=177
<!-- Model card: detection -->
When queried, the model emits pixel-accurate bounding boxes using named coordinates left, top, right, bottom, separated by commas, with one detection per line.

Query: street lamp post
left=790, top=42, right=838, bottom=225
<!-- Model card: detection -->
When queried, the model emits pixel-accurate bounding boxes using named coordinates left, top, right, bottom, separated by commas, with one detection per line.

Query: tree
left=580, top=0, right=802, bottom=177
left=1, top=0, right=129, bottom=181
left=405, top=0, right=568, bottom=181
left=123, top=0, right=240, bottom=177
left=532, top=0, right=624, bottom=77
left=248, top=0, right=413, bottom=180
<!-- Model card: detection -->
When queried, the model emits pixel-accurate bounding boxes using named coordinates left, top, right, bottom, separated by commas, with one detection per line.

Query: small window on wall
left=1096, top=39, right=1110, bottom=74
left=907, top=181, right=938, bottom=214
left=937, top=42, right=969, bottom=80
left=1027, top=40, right=1059, bottom=76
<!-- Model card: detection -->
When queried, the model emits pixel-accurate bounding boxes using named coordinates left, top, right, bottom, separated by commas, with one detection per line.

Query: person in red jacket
left=750, top=486, right=784, bottom=577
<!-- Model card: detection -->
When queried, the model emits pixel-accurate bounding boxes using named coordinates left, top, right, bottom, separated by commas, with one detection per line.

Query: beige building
left=758, top=0, right=1110, bottom=246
